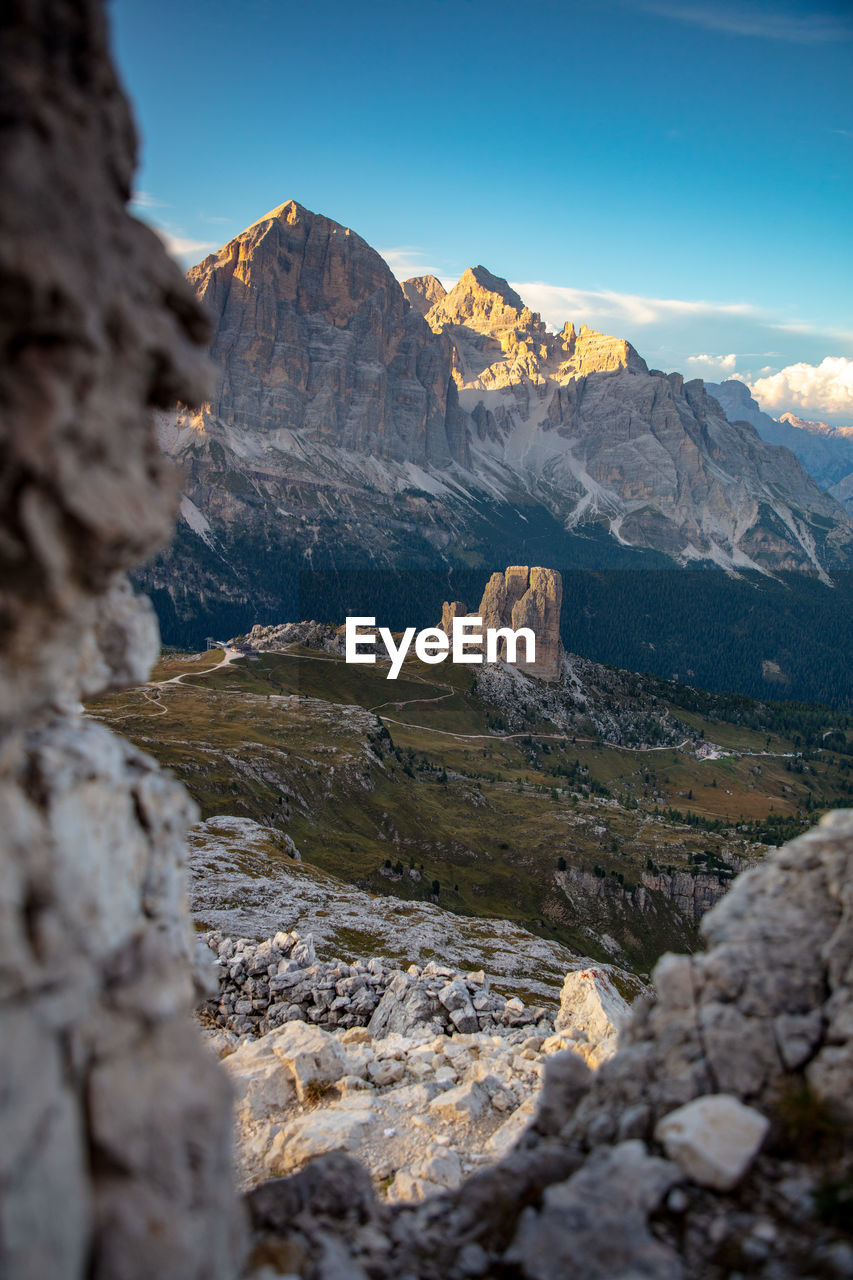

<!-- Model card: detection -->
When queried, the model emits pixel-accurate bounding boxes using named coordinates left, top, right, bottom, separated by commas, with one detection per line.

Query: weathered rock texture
left=553, top=967, right=630, bottom=1068
left=0, top=3, right=243, bottom=1276
left=401, top=273, right=447, bottom=317
left=556, top=854, right=747, bottom=927
left=436, top=566, right=563, bottom=680
left=188, top=201, right=468, bottom=467
left=219, top=1013, right=610, bottom=1202
left=479, top=565, right=563, bottom=680
left=200, top=931, right=553, bottom=1040
left=244, top=811, right=853, bottom=1279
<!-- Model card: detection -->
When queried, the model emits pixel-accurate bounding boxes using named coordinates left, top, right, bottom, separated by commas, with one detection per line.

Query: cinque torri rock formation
left=437, top=565, right=564, bottom=681
left=140, top=200, right=853, bottom=639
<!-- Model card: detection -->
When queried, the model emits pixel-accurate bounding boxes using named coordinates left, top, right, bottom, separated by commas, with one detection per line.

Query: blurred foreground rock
left=0, top=2, right=243, bottom=1276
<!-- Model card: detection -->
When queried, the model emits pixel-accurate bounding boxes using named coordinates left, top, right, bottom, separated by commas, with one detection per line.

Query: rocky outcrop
left=553, top=968, right=630, bottom=1068
left=244, top=811, right=853, bottom=1278
left=200, top=930, right=554, bottom=1040
left=402, top=274, right=447, bottom=316
left=436, top=566, right=563, bottom=680
left=557, top=857, right=746, bottom=926
left=437, top=600, right=471, bottom=635
left=0, top=4, right=242, bottom=1276
left=477, top=565, right=563, bottom=680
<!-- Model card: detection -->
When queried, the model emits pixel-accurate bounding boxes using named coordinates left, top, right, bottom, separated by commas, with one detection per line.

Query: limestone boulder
left=552, top=966, right=631, bottom=1066
left=655, top=1094, right=769, bottom=1191
left=268, top=1104, right=375, bottom=1178
left=429, top=1080, right=490, bottom=1124
left=266, top=1021, right=349, bottom=1100
left=222, top=1037, right=297, bottom=1124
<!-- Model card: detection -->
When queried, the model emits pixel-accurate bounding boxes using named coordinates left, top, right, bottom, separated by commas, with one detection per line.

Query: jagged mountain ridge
left=830, top=470, right=853, bottom=517
left=142, top=201, right=853, bottom=636
left=424, top=266, right=849, bottom=572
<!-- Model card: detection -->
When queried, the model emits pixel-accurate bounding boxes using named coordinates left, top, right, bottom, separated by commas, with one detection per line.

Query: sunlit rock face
left=424, top=267, right=851, bottom=574
left=476, top=566, right=563, bottom=681
left=188, top=201, right=467, bottom=468
left=402, top=273, right=447, bottom=317
left=434, top=566, right=562, bottom=680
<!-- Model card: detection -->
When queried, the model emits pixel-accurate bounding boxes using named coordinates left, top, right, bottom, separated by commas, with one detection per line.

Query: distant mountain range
left=708, top=379, right=853, bottom=505
left=135, top=200, right=853, bottom=706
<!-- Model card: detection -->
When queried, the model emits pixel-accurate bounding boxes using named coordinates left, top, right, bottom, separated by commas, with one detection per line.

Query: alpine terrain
left=138, top=201, right=853, bottom=650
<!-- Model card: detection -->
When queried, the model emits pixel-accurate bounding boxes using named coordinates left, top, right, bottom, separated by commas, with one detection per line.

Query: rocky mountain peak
left=183, top=199, right=467, bottom=465
left=188, top=198, right=399, bottom=333
left=249, top=197, right=309, bottom=228
left=565, top=324, right=648, bottom=376
left=710, top=377, right=753, bottom=415
left=401, top=274, right=446, bottom=317
left=778, top=411, right=853, bottom=439
left=150, top=202, right=853, bottom=624
left=467, top=265, right=526, bottom=311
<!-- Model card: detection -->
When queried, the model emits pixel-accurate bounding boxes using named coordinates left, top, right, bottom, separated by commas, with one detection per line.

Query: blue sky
left=111, top=0, right=853, bottom=421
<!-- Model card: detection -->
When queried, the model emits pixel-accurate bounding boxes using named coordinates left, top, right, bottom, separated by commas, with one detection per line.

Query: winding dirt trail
left=254, top=644, right=696, bottom=753
left=377, top=716, right=691, bottom=752
left=148, top=645, right=242, bottom=687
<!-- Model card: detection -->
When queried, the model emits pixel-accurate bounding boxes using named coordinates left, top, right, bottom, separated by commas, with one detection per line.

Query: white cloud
left=508, top=281, right=754, bottom=335
left=145, top=224, right=219, bottom=264
left=379, top=246, right=447, bottom=282
left=686, top=352, right=738, bottom=374
left=157, top=231, right=219, bottom=261
left=635, top=1, right=853, bottom=44
left=749, top=357, right=853, bottom=419
left=130, top=190, right=169, bottom=210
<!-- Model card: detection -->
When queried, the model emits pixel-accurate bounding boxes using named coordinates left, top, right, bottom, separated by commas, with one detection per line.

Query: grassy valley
left=87, top=644, right=853, bottom=974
